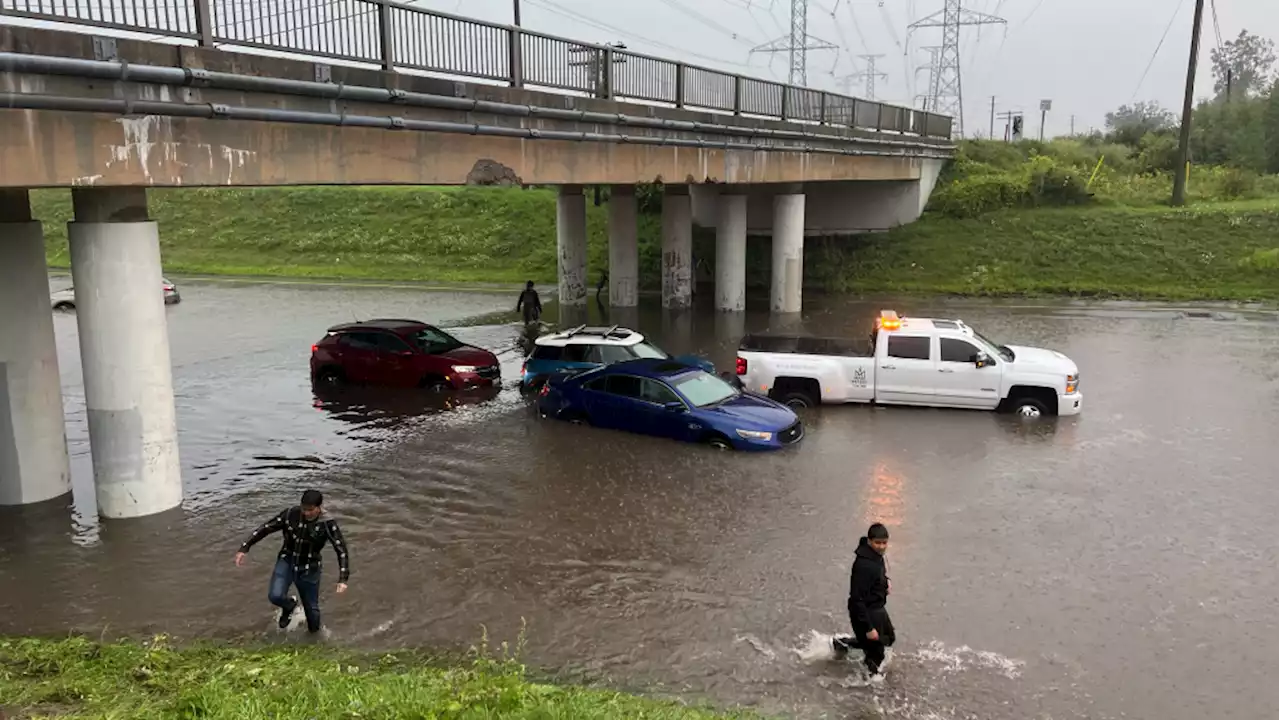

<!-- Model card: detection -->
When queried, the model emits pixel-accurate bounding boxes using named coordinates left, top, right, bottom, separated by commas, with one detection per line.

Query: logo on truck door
left=851, top=367, right=868, bottom=388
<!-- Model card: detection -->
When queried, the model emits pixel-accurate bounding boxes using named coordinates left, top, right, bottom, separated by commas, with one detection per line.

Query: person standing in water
left=235, top=489, right=350, bottom=633
left=833, top=523, right=895, bottom=678
left=516, top=281, right=542, bottom=324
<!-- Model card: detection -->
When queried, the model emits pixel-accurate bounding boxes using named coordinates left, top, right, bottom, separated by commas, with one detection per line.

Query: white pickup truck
left=735, top=310, right=1082, bottom=417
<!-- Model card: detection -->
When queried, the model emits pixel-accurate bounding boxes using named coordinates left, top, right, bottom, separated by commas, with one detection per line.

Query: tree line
left=1095, top=30, right=1278, bottom=175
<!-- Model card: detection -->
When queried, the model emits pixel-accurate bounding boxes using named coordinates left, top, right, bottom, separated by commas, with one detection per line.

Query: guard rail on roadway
left=0, top=0, right=953, bottom=140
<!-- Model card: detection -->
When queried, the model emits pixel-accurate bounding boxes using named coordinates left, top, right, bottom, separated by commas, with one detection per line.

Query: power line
left=1208, top=0, right=1223, bottom=50
left=524, top=0, right=757, bottom=69
left=1129, top=0, right=1189, bottom=101
left=654, top=0, right=762, bottom=47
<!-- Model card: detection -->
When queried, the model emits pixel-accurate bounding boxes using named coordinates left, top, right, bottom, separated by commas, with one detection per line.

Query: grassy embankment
left=0, top=636, right=749, bottom=720
left=31, top=139, right=1279, bottom=301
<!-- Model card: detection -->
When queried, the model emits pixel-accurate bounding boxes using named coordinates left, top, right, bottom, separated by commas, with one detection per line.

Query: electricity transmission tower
left=842, top=54, right=888, bottom=100
left=907, top=0, right=1006, bottom=136
left=913, top=45, right=944, bottom=110
left=750, top=0, right=837, bottom=86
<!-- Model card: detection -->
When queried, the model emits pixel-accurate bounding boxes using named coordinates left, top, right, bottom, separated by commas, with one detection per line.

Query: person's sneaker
left=869, top=672, right=886, bottom=685
left=831, top=636, right=853, bottom=658
left=278, top=597, right=298, bottom=628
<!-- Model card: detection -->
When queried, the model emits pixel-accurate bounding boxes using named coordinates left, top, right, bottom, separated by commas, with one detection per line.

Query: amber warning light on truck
left=877, top=310, right=902, bottom=331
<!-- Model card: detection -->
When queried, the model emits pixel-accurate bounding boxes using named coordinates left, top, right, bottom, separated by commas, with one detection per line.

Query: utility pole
left=1070, top=114, right=1075, bottom=135
left=1172, top=0, right=1206, bottom=206
left=750, top=0, right=837, bottom=86
left=843, top=54, right=888, bottom=100
left=908, top=0, right=1006, bottom=137
left=512, top=0, right=520, bottom=26
left=1038, top=99, right=1051, bottom=141
left=989, top=95, right=995, bottom=139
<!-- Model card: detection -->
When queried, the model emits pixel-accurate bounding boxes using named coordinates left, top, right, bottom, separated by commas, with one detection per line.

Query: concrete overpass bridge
left=0, top=2, right=954, bottom=518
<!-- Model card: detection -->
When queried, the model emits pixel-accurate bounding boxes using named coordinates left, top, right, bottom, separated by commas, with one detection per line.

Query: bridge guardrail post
left=194, top=0, right=214, bottom=47
left=377, top=0, right=394, bottom=71
left=508, top=27, right=523, bottom=88
left=733, top=76, right=742, bottom=116
left=780, top=85, right=789, bottom=121
left=675, top=63, right=685, bottom=108
left=818, top=92, right=827, bottom=125
left=598, top=46, right=614, bottom=99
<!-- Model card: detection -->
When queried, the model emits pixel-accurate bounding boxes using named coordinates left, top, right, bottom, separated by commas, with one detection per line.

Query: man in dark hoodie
left=516, top=281, right=542, bottom=324
left=832, top=523, right=895, bottom=677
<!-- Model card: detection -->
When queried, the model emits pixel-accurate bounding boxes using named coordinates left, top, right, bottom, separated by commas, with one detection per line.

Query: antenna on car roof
left=604, top=324, right=619, bottom=337
left=564, top=324, right=587, bottom=337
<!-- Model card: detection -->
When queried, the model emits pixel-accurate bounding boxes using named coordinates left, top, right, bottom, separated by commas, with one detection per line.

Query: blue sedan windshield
left=672, top=372, right=738, bottom=407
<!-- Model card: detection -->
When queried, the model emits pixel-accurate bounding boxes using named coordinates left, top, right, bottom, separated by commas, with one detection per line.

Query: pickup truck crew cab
left=736, top=310, right=1082, bottom=417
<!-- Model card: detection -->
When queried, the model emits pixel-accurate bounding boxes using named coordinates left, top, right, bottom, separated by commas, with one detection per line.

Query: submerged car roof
left=592, top=358, right=701, bottom=378
left=535, top=325, right=643, bottom=346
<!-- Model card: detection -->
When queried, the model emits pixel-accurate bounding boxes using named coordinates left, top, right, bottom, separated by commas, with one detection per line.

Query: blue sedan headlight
left=735, top=429, right=772, bottom=441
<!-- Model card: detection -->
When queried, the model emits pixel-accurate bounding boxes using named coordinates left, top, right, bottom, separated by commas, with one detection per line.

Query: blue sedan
left=537, top=359, right=804, bottom=451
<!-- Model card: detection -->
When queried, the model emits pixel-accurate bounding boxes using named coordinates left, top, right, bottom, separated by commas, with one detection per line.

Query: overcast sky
left=407, top=0, right=1279, bottom=138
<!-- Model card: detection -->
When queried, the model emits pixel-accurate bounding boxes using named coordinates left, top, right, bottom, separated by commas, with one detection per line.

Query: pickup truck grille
left=779, top=421, right=804, bottom=445
left=477, top=365, right=500, bottom=379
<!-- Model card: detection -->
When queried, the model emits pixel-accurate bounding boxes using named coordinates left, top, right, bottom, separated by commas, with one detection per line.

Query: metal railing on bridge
left=0, top=0, right=953, bottom=139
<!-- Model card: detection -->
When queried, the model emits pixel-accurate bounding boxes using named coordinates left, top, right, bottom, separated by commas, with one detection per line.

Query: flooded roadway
left=1, top=278, right=1276, bottom=720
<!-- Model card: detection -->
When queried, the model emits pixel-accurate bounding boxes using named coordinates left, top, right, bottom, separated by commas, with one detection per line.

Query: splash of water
left=912, top=640, right=1024, bottom=679
left=794, top=629, right=843, bottom=664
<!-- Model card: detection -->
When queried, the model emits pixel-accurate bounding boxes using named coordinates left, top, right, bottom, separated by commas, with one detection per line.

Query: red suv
left=310, top=319, right=500, bottom=390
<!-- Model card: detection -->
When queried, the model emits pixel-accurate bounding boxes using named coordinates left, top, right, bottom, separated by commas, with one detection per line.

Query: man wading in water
left=235, top=489, right=350, bottom=633
left=516, top=280, right=542, bottom=324
left=833, top=523, right=895, bottom=679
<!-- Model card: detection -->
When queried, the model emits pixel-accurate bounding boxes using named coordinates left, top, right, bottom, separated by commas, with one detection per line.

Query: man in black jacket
left=516, top=281, right=542, bottom=324
left=833, top=523, right=895, bottom=677
left=235, top=489, right=350, bottom=633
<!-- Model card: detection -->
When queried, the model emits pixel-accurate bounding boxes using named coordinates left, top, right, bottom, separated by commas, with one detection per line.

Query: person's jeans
left=267, top=558, right=322, bottom=632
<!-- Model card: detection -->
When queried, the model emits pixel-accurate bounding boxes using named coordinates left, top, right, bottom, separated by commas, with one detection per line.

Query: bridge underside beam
left=0, top=109, right=931, bottom=189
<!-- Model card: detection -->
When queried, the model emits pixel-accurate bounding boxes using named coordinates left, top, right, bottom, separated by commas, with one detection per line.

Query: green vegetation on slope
left=34, top=186, right=655, bottom=286
left=0, top=636, right=748, bottom=720
left=32, top=184, right=1278, bottom=302
left=802, top=200, right=1279, bottom=299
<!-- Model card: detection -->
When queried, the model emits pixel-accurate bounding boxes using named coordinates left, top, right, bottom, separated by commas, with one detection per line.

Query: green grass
left=800, top=199, right=1280, bottom=301
left=31, top=186, right=1280, bottom=302
left=33, top=186, right=655, bottom=287
left=0, top=636, right=752, bottom=720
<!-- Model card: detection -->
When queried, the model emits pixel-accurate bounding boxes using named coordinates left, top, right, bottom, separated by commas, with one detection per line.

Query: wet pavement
left=1, top=278, right=1276, bottom=720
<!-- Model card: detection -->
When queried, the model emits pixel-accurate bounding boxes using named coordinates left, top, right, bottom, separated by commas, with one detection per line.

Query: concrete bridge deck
left=1, top=24, right=952, bottom=189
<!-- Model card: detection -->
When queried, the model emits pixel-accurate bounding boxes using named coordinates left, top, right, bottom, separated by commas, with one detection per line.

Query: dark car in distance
left=310, top=319, right=500, bottom=390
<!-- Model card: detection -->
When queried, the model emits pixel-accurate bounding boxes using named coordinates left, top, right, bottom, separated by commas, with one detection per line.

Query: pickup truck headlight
left=452, top=365, right=478, bottom=373
left=735, top=429, right=773, bottom=441
left=1066, top=374, right=1079, bottom=394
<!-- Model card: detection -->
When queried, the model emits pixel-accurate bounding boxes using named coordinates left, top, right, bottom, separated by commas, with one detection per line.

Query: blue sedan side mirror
left=663, top=401, right=686, bottom=413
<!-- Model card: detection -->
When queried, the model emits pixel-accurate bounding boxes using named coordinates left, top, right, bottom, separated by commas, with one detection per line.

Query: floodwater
left=1, top=278, right=1276, bottom=720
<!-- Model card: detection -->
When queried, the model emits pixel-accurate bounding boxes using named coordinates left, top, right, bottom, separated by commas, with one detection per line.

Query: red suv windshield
left=409, top=327, right=464, bottom=354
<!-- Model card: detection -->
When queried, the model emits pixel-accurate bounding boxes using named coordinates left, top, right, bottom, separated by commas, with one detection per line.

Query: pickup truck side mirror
left=974, top=352, right=991, bottom=368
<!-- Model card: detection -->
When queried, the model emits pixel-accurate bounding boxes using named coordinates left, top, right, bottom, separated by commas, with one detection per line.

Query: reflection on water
left=2, top=281, right=1277, bottom=720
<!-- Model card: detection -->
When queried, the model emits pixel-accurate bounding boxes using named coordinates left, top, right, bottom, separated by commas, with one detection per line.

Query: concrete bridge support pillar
left=714, top=191, right=747, bottom=312
left=771, top=190, right=805, bottom=314
left=607, top=184, right=638, bottom=308
left=67, top=188, right=182, bottom=519
left=0, top=190, right=71, bottom=507
left=661, top=185, right=692, bottom=310
left=556, top=185, right=588, bottom=307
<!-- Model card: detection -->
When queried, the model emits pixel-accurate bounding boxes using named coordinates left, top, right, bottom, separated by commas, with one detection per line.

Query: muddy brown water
left=2, top=278, right=1276, bottom=720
